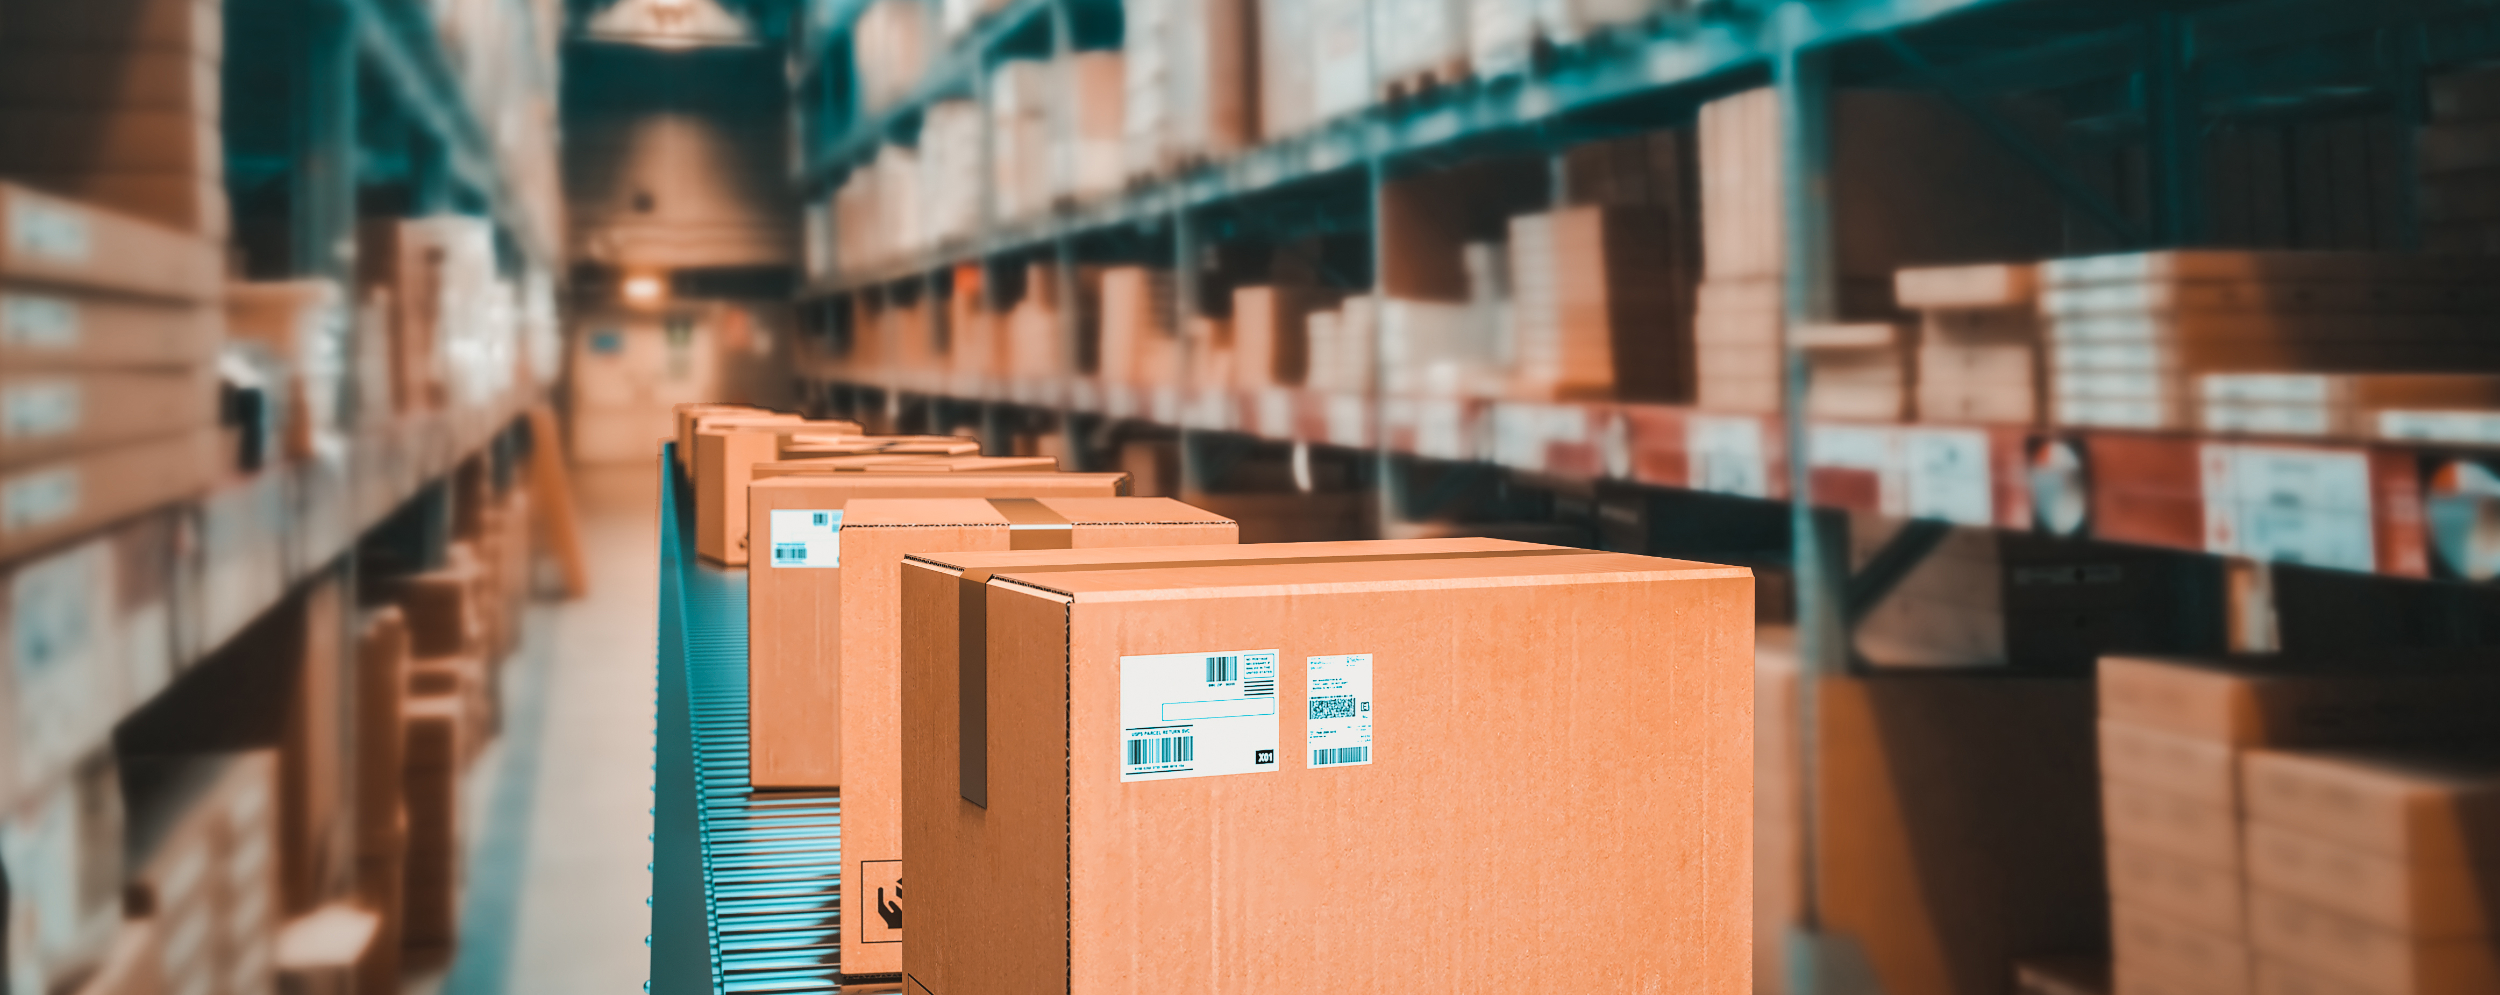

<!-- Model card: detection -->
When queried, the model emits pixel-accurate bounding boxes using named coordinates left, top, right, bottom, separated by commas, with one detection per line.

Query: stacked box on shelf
left=399, top=694, right=462, bottom=968
left=2199, top=373, right=2500, bottom=439
left=922, top=100, right=983, bottom=249
left=1301, top=295, right=1378, bottom=394
left=1507, top=206, right=1689, bottom=401
left=1310, top=0, right=1375, bottom=123
left=992, top=60, right=1057, bottom=223
left=3, top=754, right=131, bottom=995
left=352, top=609, right=410, bottom=995
left=855, top=0, right=937, bottom=114
left=810, top=497, right=1239, bottom=979
left=2240, top=748, right=2500, bottom=995
left=946, top=263, right=1001, bottom=380
left=1898, top=262, right=2045, bottom=424
left=1231, top=283, right=1315, bottom=390
left=1792, top=320, right=1913, bottom=420
left=1121, top=0, right=1256, bottom=179
left=1098, top=267, right=1178, bottom=386
left=0, top=0, right=230, bottom=237
left=225, top=280, right=348, bottom=461
left=1466, top=0, right=1661, bottom=79
left=356, top=216, right=506, bottom=417
left=1371, top=0, right=1469, bottom=94
left=119, top=750, right=281, bottom=995
left=2043, top=252, right=2500, bottom=430
left=1, top=184, right=223, bottom=564
left=2097, top=656, right=2500, bottom=995
left=1693, top=88, right=2064, bottom=413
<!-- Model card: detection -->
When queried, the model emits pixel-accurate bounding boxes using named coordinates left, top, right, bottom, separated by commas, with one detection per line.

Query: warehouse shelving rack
left=653, top=447, right=849, bottom=995
left=770, top=2, right=2500, bottom=985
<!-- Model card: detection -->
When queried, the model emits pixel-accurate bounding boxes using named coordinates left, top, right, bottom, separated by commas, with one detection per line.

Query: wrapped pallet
left=856, top=0, right=936, bottom=113
left=1311, top=0, right=1374, bottom=122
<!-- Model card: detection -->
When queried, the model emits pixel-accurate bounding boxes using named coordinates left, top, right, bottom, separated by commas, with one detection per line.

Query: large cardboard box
left=0, top=182, right=223, bottom=302
left=0, top=289, right=219, bottom=369
left=898, top=539, right=1752, bottom=995
left=0, top=367, right=216, bottom=468
left=744, top=472, right=1133, bottom=786
left=819, top=497, right=1237, bottom=980
left=0, top=427, right=214, bottom=563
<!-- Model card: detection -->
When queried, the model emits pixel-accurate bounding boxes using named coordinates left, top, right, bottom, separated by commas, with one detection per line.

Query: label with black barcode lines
left=1121, top=649, right=1279, bottom=782
left=766, top=509, right=842, bottom=567
left=1305, top=653, right=1373, bottom=768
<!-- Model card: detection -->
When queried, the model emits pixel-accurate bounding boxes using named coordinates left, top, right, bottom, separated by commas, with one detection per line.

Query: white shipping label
left=1305, top=653, right=1373, bottom=768
left=1903, top=428, right=1993, bottom=526
left=2, top=381, right=82, bottom=439
left=8, top=199, right=91, bottom=261
left=0, top=294, right=80, bottom=349
left=767, top=509, right=842, bottom=567
left=1688, top=415, right=1768, bottom=498
left=1, top=467, right=78, bottom=532
left=1120, top=648, right=1280, bottom=782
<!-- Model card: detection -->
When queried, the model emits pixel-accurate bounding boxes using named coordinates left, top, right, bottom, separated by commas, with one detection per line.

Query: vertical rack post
left=1175, top=201, right=1205, bottom=495
left=2146, top=11, right=2202, bottom=246
left=293, top=0, right=359, bottom=280
left=1365, top=0, right=1400, bottom=534
left=1775, top=3, right=1844, bottom=991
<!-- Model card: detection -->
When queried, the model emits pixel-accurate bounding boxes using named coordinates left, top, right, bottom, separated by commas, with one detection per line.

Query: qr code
left=1308, top=696, right=1358, bottom=720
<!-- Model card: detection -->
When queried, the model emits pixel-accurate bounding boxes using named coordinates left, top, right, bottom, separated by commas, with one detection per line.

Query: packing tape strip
left=954, top=545, right=1605, bottom=807
left=986, top=497, right=1074, bottom=551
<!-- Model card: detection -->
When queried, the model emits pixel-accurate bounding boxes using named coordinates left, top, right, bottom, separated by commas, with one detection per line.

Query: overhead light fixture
left=585, top=0, right=757, bottom=48
left=623, top=273, right=668, bottom=307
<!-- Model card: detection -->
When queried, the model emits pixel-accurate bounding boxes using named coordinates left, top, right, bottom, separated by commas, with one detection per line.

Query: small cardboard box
left=897, top=539, right=1752, bottom=995
left=0, top=367, right=215, bottom=468
left=2242, top=749, right=2500, bottom=868
left=697, top=433, right=1055, bottom=564
left=0, top=427, right=213, bottom=564
left=744, top=472, right=1132, bottom=786
left=817, top=497, right=1237, bottom=979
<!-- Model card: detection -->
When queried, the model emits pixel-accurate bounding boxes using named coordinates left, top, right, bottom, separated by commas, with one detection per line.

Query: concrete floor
left=435, top=459, right=661, bottom=995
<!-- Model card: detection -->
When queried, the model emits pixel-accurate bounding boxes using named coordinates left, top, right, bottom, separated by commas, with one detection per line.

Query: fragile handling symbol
left=878, top=880, right=903, bottom=930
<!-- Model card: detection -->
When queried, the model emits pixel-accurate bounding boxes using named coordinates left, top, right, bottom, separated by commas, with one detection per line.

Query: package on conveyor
left=802, top=497, right=1237, bottom=981
left=742, top=471, right=1133, bottom=788
left=2097, top=655, right=2500, bottom=995
left=901, top=538, right=1752, bottom=995
left=1897, top=262, right=2045, bottom=425
left=2043, top=251, right=2500, bottom=431
left=691, top=420, right=1027, bottom=566
left=1, top=183, right=223, bottom=564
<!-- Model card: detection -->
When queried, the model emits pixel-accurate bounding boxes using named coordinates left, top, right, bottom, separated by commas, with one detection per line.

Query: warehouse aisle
left=450, top=459, right=662, bottom=995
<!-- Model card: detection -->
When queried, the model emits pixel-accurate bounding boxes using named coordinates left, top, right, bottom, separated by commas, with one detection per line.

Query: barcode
left=1204, top=655, right=1238, bottom=684
left=1125, top=734, right=1194, bottom=767
left=812, top=512, right=830, bottom=526
left=773, top=544, right=808, bottom=562
left=1309, top=696, right=1358, bottom=720
left=1311, top=746, right=1368, bottom=766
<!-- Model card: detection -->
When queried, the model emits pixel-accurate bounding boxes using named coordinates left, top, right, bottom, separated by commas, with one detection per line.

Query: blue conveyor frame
left=653, top=448, right=847, bottom=994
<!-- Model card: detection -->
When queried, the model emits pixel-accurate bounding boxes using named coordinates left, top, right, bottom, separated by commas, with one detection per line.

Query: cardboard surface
left=2104, top=779, right=2242, bottom=867
left=2109, top=843, right=2248, bottom=934
left=694, top=428, right=1010, bottom=563
left=2249, top=889, right=2500, bottom=995
left=2112, top=904, right=2253, bottom=995
left=2241, top=749, right=2500, bottom=865
left=743, top=472, right=1131, bottom=786
left=0, top=182, right=222, bottom=302
left=0, top=427, right=214, bottom=564
left=2102, top=719, right=2241, bottom=804
left=899, top=539, right=1752, bottom=995
left=0, top=289, right=218, bottom=369
left=2244, top=821, right=2499, bottom=937
left=818, top=497, right=1237, bottom=978
left=2097, top=656, right=2500, bottom=748
left=0, top=367, right=214, bottom=468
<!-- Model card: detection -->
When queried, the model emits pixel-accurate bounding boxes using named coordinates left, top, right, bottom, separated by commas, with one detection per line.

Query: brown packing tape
left=986, top=497, right=1074, bottom=551
left=949, top=545, right=1603, bottom=808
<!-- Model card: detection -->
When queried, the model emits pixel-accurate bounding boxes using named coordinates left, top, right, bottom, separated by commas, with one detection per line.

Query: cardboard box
left=395, top=566, right=482, bottom=658
left=5, top=171, right=228, bottom=239
left=0, top=289, right=218, bottom=369
left=701, top=438, right=1053, bottom=565
left=815, top=497, right=1238, bottom=978
left=2252, top=958, right=2383, bottom=995
left=2103, top=720, right=2242, bottom=804
left=400, top=696, right=463, bottom=966
left=0, top=182, right=222, bottom=302
left=0, top=427, right=213, bottom=563
left=354, top=609, right=409, bottom=858
left=2109, top=843, right=2248, bottom=933
left=898, top=539, right=1752, bottom=995
left=2097, top=657, right=2500, bottom=748
left=2249, top=889, right=2500, bottom=995
left=2113, top=904, right=2253, bottom=995
left=270, top=904, right=382, bottom=995
left=0, top=367, right=215, bottom=468
left=2244, top=821, right=2499, bottom=937
left=0, top=0, right=223, bottom=56
left=2241, top=749, right=2500, bottom=867
left=778, top=433, right=973, bottom=458
left=2104, top=779, right=2242, bottom=866
left=748, top=455, right=1056, bottom=480
left=743, top=473, right=1135, bottom=787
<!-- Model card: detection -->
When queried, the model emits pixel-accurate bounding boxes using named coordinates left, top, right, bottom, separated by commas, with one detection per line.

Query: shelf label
left=1, top=467, right=78, bottom=533
left=1687, top=415, right=1767, bottom=498
left=1305, top=653, right=1373, bottom=769
left=1903, top=428, right=1992, bottom=526
left=1121, top=649, right=1280, bottom=783
left=767, top=509, right=842, bottom=568
left=8, top=198, right=90, bottom=262
left=2200, top=444, right=2374, bottom=571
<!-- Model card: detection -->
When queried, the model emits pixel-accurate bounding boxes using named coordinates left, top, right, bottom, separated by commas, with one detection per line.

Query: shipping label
left=767, top=509, right=842, bottom=567
left=2, top=381, right=82, bottom=439
left=0, top=294, right=78, bottom=349
left=1305, top=653, right=1373, bottom=768
left=1120, top=649, right=1279, bottom=782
